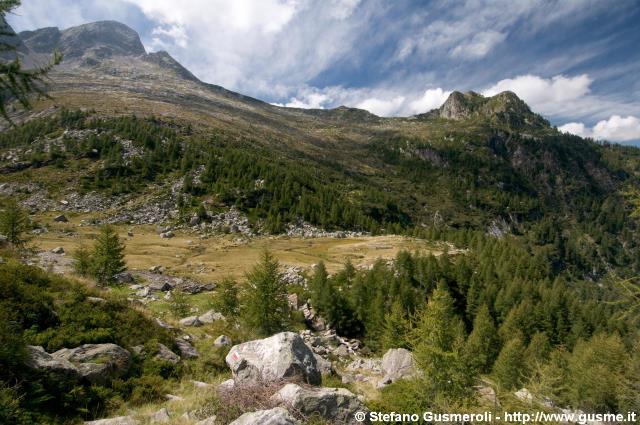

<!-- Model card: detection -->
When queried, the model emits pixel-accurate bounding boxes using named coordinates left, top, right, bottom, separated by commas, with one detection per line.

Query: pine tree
left=380, top=299, right=410, bottom=351
left=463, top=304, right=498, bottom=374
left=241, top=250, right=289, bottom=336
left=492, top=337, right=526, bottom=390
left=0, top=197, right=30, bottom=249
left=410, top=283, right=470, bottom=398
left=91, top=225, right=126, bottom=286
left=210, top=277, right=239, bottom=317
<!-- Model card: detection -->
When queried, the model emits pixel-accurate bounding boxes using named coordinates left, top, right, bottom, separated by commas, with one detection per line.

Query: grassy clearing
left=31, top=213, right=445, bottom=283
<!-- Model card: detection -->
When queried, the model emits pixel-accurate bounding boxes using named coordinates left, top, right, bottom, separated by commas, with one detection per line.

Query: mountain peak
left=20, top=20, right=146, bottom=61
left=437, top=90, right=549, bottom=129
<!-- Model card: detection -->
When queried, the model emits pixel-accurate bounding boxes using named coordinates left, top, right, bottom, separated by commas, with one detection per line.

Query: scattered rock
left=192, top=380, right=212, bottom=389
left=52, top=344, right=132, bottom=385
left=175, top=337, right=200, bottom=359
left=377, top=348, right=420, bottom=388
left=87, top=297, right=106, bottom=303
left=136, top=287, right=151, bottom=297
left=476, top=385, right=500, bottom=406
left=225, top=332, right=321, bottom=386
left=51, top=246, right=65, bottom=254
left=26, top=345, right=80, bottom=380
left=179, top=316, right=203, bottom=327
left=195, top=416, right=218, bottom=425
left=155, top=317, right=174, bottom=329
left=54, top=215, right=68, bottom=222
left=514, top=388, right=533, bottom=403
left=151, top=408, right=171, bottom=423
left=149, top=265, right=164, bottom=273
left=84, top=416, right=139, bottom=425
left=272, top=384, right=371, bottom=424
left=165, top=394, right=184, bottom=401
left=229, top=407, right=301, bottom=425
left=160, top=231, right=175, bottom=238
left=214, top=335, right=232, bottom=347
left=334, top=345, right=350, bottom=358
left=154, top=343, right=180, bottom=364
left=216, top=378, right=235, bottom=392
left=116, top=272, right=135, bottom=283
left=149, top=281, right=172, bottom=292
left=314, top=354, right=333, bottom=376
left=199, top=310, right=225, bottom=323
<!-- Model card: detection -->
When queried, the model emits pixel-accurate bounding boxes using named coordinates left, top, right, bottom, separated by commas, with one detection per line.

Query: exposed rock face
left=175, top=337, right=200, bottom=359
left=51, top=343, right=132, bottom=384
left=272, top=383, right=371, bottom=424
left=229, top=407, right=301, bottom=425
left=377, top=348, right=419, bottom=388
left=84, top=416, right=139, bottom=425
left=434, top=90, right=549, bottom=129
left=225, top=332, right=321, bottom=386
left=26, top=345, right=80, bottom=379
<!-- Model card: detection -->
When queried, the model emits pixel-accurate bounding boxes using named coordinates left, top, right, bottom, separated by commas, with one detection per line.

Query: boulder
left=334, top=345, right=350, bottom=357
left=514, top=388, right=533, bottom=403
left=377, top=348, right=419, bottom=388
left=52, top=343, right=131, bottom=384
left=155, top=317, right=174, bottom=329
left=26, top=345, right=80, bottom=380
left=155, top=343, right=180, bottom=364
left=136, top=287, right=151, bottom=297
left=52, top=246, right=65, bottom=254
left=149, top=265, right=164, bottom=273
left=314, top=354, right=333, bottom=376
left=179, top=316, right=203, bottom=327
left=225, top=332, right=321, bottom=386
left=199, top=310, right=225, bottom=323
left=149, top=281, right=172, bottom=292
left=229, top=407, right=301, bottom=425
left=272, top=383, right=370, bottom=424
left=175, top=337, right=200, bottom=359
left=54, top=214, right=68, bottom=222
left=151, top=408, right=171, bottom=423
left=84, top=416, right=139, bottom=425
left=195, top=416, right=217, bottom=425
left=214, top=335, right=232, bottom=347
left=160, top=231, right=174, bottom=238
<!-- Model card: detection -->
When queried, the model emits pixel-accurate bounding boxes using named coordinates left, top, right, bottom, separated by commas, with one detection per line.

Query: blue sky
left=7, top=0, right=640, bottom=143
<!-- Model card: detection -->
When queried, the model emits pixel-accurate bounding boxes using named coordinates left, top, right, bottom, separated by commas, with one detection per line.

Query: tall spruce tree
left=241, top=250, right=289, bottom=336
left=463, top=304, right=497, bottom=374
left=0, top=197, right=30, bottom=249
left=91, top=225, right=126, bottom=286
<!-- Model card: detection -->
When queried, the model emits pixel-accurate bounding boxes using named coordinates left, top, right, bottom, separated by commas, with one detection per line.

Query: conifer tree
left=410, top=283, right=470, bottom=398
left=493, top=337, right=526, bottom=390
left=380, top=299, right=410, bottom=351
left=241, top=250, right=289, bottom=336
left=463, top=304, right=497, bottom=374
left=91, top=225, right=126, bottom=286
left=0, top=197, right=30, bottom=249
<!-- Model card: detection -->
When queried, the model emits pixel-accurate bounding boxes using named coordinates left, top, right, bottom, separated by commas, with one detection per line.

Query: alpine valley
left=1, top=19, right=639, bottom=425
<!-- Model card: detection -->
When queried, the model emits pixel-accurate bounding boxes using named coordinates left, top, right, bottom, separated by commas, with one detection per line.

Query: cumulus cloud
left=560, top=115, right=640, bottom=142
left=408, top=88, right=451, bottom=114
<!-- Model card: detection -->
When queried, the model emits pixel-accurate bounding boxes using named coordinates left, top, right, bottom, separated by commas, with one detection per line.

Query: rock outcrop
left=84, top=416, right=139, bottom=425
left=52, top=343, right=132, bottom=385
left=175, top=338, right=200, bottom=359
left=229, top=407, right=301, bottom=425
left=272, top=383, right=370, bottom=424
left=225, top=332, right=321, bottom=386
left=26, top=345, right=81, bottom=380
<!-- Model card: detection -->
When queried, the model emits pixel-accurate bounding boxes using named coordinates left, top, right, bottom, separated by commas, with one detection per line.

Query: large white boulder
left=229, top=407, right=301, bottom=425
left=377, top=348, right=420, bottom=388
left=225, top=332, right=321, bottom=385
left=272, top=383, right=370, bottom=424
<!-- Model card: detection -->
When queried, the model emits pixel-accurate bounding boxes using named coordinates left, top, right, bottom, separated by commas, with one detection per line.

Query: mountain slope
left=0, top=19, right=639, bottom=280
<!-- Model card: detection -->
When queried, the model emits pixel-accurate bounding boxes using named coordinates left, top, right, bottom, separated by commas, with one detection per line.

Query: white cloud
left=450, top=30, right=506, bottom=59
left=356, top=96, right=405, bottom=116
left=560, top=115, right=640, bottom=142
left=408, top=88, right=451, bottom=114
